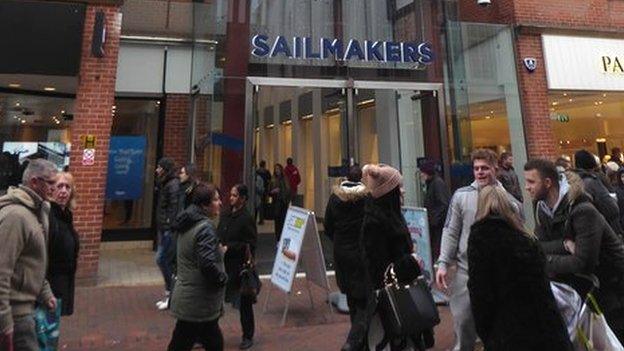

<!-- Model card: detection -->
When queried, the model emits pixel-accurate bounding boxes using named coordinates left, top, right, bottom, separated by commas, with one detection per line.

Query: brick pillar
left=70, top=5, right=121, bottom=283
left=516, top=33, right=557, bottom=159
left=163, top=94, right=191, bottom=167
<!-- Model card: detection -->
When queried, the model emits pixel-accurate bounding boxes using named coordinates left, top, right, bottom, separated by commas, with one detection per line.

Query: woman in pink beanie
left=359, top=164, right=433, bottom=350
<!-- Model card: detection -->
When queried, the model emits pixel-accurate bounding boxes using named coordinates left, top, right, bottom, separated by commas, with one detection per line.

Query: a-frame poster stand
left=262, top=206, right=333, bottom=326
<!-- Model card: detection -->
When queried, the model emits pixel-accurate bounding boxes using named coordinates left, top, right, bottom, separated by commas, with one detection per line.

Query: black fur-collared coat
left=468, top=216, right=572, bottom=351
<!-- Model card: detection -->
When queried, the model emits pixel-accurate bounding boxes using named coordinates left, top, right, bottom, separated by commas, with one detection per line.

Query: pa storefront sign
left=251, top=35, right=434, bottom=65
left=542, top=34, right=624, bottom=91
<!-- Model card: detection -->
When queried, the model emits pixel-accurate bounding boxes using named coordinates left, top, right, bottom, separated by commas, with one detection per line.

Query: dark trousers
left=346, top=295, right=369, bottom=348
left=167, top=319, right=223, bottom=351
left=274, top=202, right=288, bottom=242
left=240, top=294, right=255, bottom=340
left=13, top=314, right=38, bottom=351
left=156, top=230, right=174, bottom=292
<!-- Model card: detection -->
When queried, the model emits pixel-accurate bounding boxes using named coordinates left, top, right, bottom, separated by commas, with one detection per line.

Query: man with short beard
left=525, top=158, right=624, bottom=342
left=435, top=149, right=521, bottom=351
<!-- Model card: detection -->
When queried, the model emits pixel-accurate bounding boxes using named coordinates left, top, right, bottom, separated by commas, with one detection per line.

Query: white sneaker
left=157, top=297, right=170, bottom=311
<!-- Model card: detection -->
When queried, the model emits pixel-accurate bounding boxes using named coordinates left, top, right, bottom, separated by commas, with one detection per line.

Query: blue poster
left=105, top=136, right=146, bottom=200
left=401, top=207, right=433, bottom=282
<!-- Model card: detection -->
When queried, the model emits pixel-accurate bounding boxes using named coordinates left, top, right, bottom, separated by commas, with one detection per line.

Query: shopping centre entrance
left=244, top=77, right=448, bottom=222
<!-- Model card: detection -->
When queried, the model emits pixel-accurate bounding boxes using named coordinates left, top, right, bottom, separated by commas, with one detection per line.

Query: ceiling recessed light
left=568, top=99, right=573, bottom=102
left=563, top=93, right=568, bottom=96
left=13, top=116, right=17, bottom=119
left=552, top=102, right=558, bottom=106
left=61, top=110, right=65, bottom=114
left=55, top=121, right=60, bottom=125
left=485, top=116, right=491, bottom=119
left=603, top=94, right=607, bottom=98
left=15, top=102, right=20, bottom=107
left=8, top=83, right=20, bottom=88
left=43, top=87, right=56, bottom=91
left=20, top=120, right=26, bottom=124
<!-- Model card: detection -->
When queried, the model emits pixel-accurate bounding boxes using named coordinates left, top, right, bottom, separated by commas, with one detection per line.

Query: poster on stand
left=402, top=206, right=433, bottom=282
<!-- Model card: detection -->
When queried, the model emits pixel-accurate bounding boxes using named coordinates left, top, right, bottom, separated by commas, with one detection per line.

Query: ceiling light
left=595, top=102, right=599, bottom=105
left=15, top=102, right=20, bottom=107
left=568, top=99, right=573, bottom=102
left=563, top=93, right=568, bottom=96
left=8, top=83, right=20, bottom=88
left=597, top=138, right=607, bottom=143
left=603, top=93, right=607, bottom=98
left=21, top=120, right=26, bottom=124
left=566, top=140, right=570, bottom=144
left=13, top=116, right=17, bottom=119
left=596, top=113, right=602, bottom=117
left=43, top=87, right=56, bottom=91
left=552, top=102, right=558, bottom=106
left=550, top=108, right=555, bottom=112
left=61, top=110, right=65, bottom=114
left=599, top=101, right=603, bottom=105
left=489, top=110, right=494, bottom=114
left=55, top=121, right=60, bottom=125
left=485, top=116, right=491, bottom=119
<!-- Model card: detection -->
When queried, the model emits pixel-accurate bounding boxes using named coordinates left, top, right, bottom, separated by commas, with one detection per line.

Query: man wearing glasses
left=0, top=158, right=58, bottom=351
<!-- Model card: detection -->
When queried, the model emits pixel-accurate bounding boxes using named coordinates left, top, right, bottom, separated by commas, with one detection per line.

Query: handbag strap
left=244, top=244, right=254, bottom=266
left=383, top=263, right=398, bottom=287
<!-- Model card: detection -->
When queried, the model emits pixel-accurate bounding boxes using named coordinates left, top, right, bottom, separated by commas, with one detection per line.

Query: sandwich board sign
left=265, top=206, right=331, bottom=325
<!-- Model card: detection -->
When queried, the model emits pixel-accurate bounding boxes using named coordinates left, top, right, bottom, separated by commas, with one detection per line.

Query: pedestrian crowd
left=4, top=147, right=624, bottom=351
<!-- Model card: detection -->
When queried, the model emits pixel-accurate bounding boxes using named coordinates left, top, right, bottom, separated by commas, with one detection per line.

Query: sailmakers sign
left=251, top=35, right=434, bottom=66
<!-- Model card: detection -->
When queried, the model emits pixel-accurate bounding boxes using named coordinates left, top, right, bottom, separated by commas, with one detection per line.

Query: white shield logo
left=523, top=58, right=537, bottom=72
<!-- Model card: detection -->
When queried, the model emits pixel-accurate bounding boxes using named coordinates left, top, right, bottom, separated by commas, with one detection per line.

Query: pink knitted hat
left=362, top=164, right=403, bottom=199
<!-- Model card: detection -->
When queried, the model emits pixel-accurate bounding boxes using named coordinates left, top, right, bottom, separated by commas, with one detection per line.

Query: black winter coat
left=156, top=172, right=180, bottom=230
left=536, top=190, right=624, bottom=317
left=423, top=175, right=450, bottom=230
left=323, top=181, right=368, bottom=298
left=360, top=189, right=420, bottom=290
left=47, top=202, right=79, bottom=316
left=217, top=206, right=257, bottom=304
left=468, top=217, right=572, bottom=351
left=576, top=169, right=623, bottom=235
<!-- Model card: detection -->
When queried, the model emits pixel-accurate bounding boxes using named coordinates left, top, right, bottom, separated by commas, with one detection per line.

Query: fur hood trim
left=333, top=181, right=368, bottom=202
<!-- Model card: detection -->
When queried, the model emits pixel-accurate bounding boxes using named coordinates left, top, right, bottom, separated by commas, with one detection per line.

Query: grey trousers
left=13, top=314, right=38, bottom=351
left=449, top=268, right=477, bottom=351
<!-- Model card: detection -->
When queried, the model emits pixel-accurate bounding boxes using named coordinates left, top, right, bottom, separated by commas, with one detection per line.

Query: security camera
left=477, top=0, right=491, bottom=7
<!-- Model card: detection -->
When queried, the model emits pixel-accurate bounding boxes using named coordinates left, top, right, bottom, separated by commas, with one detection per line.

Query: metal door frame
left=243, top=77, right=449, bottom=202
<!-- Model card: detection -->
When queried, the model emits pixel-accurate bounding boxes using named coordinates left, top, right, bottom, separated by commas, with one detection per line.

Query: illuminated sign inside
left=251, top=35, right=434, bottom=65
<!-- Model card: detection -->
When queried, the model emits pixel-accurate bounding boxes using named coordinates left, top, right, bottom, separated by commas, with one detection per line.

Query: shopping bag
left=35, top=299, right=61, bottom=351
left=551, top=281, right=583, bottom=337
left=573, top=294, right=624, bottom=351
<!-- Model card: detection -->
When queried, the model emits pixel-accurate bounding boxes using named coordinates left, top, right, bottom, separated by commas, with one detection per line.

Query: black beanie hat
left=158, top=157, right=175, bottom=173
left=574, top=149, right=597, bottom=170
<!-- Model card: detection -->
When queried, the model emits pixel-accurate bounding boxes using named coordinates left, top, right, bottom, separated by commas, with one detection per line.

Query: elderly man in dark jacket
left=574, top=149, right=623, bottom=236
left=155, top=157, right=180, bottom=310
left=324, top=166, right=369, bottom=351
left=418, top=160, right=450, bottom=262
left=525, top=159, right=624, bottom=342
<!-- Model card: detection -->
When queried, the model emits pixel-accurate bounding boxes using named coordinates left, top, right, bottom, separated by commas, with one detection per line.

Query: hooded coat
left=468, top=216, right=572, bottom=351
left=575, top=169, right=623, bottom=235
left=323, top=181, right=368, bottom=298
left=536, top=173, right=624, bottom=329
left=0, top=186, right=54, bottom=333
left=170, top=204, right=227, bottom=322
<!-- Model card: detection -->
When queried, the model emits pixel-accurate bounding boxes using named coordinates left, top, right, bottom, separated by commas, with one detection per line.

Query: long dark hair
left=191, top=182, right=219, bottom=216
left=182, top=163, right=199, bottom=183
left=363, top=186, right=411, bottom=242
left=234, top=183, right=249, bottom=202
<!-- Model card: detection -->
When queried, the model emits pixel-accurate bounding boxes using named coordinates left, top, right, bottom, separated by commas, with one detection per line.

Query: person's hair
left=234, top=183, right=249, bottom=201
left=500, top=152, right=512, bottom=162
left=524, top=159, right=559, bottom=187
left=274, top=163, right=284, bottom=175
left=286, top=157, right=293, bottom=165
left=182, top=163, right=199, bottom=182
left=612, top=147, right=622, bottom=155
left=476, top=185, right=531, bottom=237
left=259, top=160, right=266, bottom=168
left=347, top=165, right=362, bottom=182
left=471, top=148, right=498, bottom=166
left=55, top=172, right=76, bottom=210
left=22, top=158, right=57, bottom=184
left=555, top=157, right=570, bottom=168
left=191, top=182, right=219, bottom=215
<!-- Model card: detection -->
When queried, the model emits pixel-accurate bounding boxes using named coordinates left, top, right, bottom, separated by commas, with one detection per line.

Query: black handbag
left=239, top=244, right=262, bottom=301
left=376, top=263, right=440, bottom=338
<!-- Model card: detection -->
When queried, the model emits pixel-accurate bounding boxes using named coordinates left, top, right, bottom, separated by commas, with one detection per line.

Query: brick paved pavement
left=59, top=278, right=454, bottom=350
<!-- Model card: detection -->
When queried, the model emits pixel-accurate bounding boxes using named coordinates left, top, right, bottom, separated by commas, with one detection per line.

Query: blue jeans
left=156, top=230, right=174, bottom=292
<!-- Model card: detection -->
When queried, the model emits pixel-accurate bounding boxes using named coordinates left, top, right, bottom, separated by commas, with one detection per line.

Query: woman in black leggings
left=218, top=184, right=258, bottom=350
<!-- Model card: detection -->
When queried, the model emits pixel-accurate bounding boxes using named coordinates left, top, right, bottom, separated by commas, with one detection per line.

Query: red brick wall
left=458, top=0, right=515, bottom=24
left=163, top=94, right=190, bottom=167
left=70, top=5, right=121, bottom=282
left=515, top=33, right=557, bottom=159
left=514, top=0, right=624, bottom=30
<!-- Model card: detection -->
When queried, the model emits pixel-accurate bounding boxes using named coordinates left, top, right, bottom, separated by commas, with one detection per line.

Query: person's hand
left=435, top=266, right=448, bottom=290
left=564, top=239, right=576, bottom=255
left=47, top=296, right=57, bottom=311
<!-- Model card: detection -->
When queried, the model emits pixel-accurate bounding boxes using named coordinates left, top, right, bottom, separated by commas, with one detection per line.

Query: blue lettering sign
left=385, top=42, right=402, bottom=62
left=343, top=39, right=365, bottom=61
left=270, top=35, right=292, bottom=57
left=418, top=42, right=434, bottom=65
left=105, top=136, right=146, bottom=200
left=250, top=35, right=434, bottom=66
left=251, top=34, right=270, bottom=57
left=321, top=38, right=343, bottom=60
left=304, top=37, right=321, bottom=59
left=365, top=40, right=385, bottom=61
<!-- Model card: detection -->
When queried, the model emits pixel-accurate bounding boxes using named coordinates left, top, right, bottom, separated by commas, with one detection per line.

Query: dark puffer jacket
left=575, top=169, right=623, bottom=235
left=323, top=181, right=368, bottom=298
left=170, top=204, right=227, bottom=322
left=156, top=172, right=180, bottom=231
left=536, top=173, right=624, bottom=326
left=468, top=216, right=572, bottom=351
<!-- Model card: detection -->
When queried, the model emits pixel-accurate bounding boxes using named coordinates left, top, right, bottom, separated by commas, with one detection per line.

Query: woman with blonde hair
left=47, top=171, right=80, bottom=316
left=467, top=185, right=572, bottom=350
